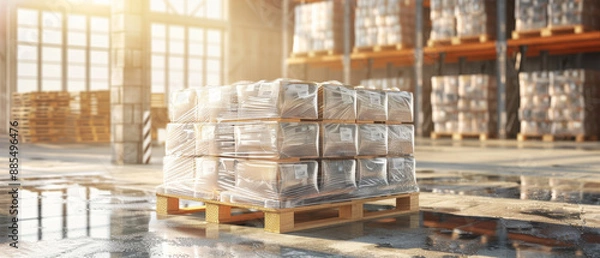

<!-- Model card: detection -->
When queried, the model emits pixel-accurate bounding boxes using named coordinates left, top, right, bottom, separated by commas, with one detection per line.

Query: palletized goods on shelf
left=428, top=0, right=495, bottom=46
left=292, top=0, right=346, bottom=56
left=354, top=0, right=415, bottom=49
left=518, top=69, right=600, bottom=141
left=157, top=78, right=418, bottom=216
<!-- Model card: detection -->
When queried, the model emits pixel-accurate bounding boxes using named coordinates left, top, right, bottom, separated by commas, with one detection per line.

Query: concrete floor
left=1, top=137, right=599, bottom=257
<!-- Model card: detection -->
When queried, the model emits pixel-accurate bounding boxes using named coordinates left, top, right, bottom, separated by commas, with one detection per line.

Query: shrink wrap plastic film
left=519, top=69, right=600, bottom=136
left=361, top=77, right=412, bottom=91
left=292, top=0, right=347, bottom=54
left=160, top=78, right=418, bottom=209
left=430, top=0, right=495, bottom=40
left=517, top=0, right=600, bottom=32
left=516, top=0, right=548, bottom=31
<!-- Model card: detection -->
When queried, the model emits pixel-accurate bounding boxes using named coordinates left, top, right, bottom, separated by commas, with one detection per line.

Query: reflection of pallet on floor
left=431, top=132, right=492, bottom=141
left=157, top=192, right=419, bottom=233
left=517, top=133, right=597, bottom=142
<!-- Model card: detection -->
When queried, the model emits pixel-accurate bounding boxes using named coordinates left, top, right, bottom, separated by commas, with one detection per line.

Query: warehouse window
left=151, top=23, right=223, bottom=93
left=16, top=7, right=109, bottom=93
left=150, top=0, right=225, bottom=20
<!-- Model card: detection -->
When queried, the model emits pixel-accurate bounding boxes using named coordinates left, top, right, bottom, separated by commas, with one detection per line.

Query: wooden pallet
left=290, top=49, right=339, bottom=58
left=353, top=43, right=407, bottom=53
left=517, top=133, right=598, bottom=142
left=511, top=29, right=543, bottom=39
left=451, top=34, right=492, bottom=45
left=541, top=25, right=588, bottom=37
left=156, top=192, right=419, bottom=233
left=430, top=132, right=492, bottom=141
left=427, top=38, right=452, bottom=47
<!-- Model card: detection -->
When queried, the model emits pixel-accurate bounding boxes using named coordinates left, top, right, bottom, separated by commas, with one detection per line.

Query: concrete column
left=110, top=0, right=151, bottom=164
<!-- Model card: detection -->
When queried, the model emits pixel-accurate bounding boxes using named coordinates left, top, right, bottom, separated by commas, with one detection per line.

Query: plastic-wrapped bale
left=165, top=123, right=196, bottom=156
left=234, top=121, right=319, bottom=158
left=548, top=0, right=600, bottom=29
left=322, top=123, right=358, bottom=157
left=170, top=88, right=198, bottom=122
left=354, top=0, right=415, bottom=48
left=356, top=89, right=387, bottom=121
left=355, top=158, right=389, bottom=197
left=223, top=160, right=319, bottom=208
left=292, top=0, right=345, bottom=54
left=236, top=80, right=319, bottom=120
left=193, top=157, right=220, bottom=199
left=360, top=77, right=412, bottom=91
left=386, top=156, right=418, bottom=193
left=388, top=124, right=414, bottom=156
left=320, top=83, right=357, bottom=120
left=387, top=91, right=413, bottom=123
left=158, top=156, right=195, bottom=197
left=319, top=159, right=357, bottom=196
left=357, top=124, right=387, bottom=156
left=515, top=0, right=548, bottom=31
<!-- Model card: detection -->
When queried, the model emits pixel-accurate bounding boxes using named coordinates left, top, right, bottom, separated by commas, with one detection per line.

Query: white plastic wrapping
left=386, top=156, right=418, bottom=193
left=356, top=89, right=387, bottom=121
left=158, top=156, right=218, bottom=200
left=322, top=123, right=358, bottom=157
left=320, top=159, right=357, bottom=195
left=388, top=124, right=414, bottom=156
left=237, top=80, right=319, bottom=120
left=516, top=0, right=548, bottom=31
left=292, top=1, right=345, bottom=53
left=357, top=124, right=388, bottom=156
left=170, top=89, right=198, bottom=122
left=360, top=77, right=412, bottom=91
left=320, top=83, right=357, bottom=120
left=354, top=0, right=415, bottom=48
left=548, top=0, right=600, bottom=29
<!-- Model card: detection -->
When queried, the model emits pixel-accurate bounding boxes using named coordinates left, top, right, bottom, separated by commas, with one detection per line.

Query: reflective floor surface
left=1, top=138, right=599, bottom=257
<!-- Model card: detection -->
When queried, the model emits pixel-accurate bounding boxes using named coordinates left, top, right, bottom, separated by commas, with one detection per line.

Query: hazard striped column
left=142, top=110, right=152, bottom=164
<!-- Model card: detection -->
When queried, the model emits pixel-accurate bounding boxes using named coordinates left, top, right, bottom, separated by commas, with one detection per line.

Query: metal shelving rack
left=282, top=0, right=600, bottom=139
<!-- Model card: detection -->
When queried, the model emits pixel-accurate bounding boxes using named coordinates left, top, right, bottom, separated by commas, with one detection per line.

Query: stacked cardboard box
left=11, top=92, right=71, bottom=143
left=520, top=69, right=600, bottom=136
left=354, top=0, right=415, bottom=48
left=292, top=0, right=345, bottom=54
left=158, top=79, right=418, bottom=208
left=432, top=74, right=496, bottom=135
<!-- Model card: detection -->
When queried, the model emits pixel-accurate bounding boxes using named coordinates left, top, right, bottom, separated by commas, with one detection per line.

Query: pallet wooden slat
left=517, top=133, right=598, bottom=142
left=430, top=132, right=493, bottom=141
left=156, top=192, right=419, bottom=233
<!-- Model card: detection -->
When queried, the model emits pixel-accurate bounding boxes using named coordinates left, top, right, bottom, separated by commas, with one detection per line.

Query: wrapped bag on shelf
left=388, top=124, right=414, bottom=156
left=193, top=157, right=220, bottom=200
left=322, top=123, right=358, bottom=157
left=201, top=85, right=238, bottom=122
left=159, top=156, right=195, bottom=197
left=357, top=124, right=388, bottom=156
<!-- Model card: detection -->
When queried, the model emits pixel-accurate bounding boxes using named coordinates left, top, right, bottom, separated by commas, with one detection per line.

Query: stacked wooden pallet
left=68, top=91, right=111, bottom=143
left=11, top=92, right=71, bottom=143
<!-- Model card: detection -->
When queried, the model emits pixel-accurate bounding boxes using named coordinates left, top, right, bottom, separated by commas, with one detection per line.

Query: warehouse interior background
left=1, top=0, right=600, bottom=257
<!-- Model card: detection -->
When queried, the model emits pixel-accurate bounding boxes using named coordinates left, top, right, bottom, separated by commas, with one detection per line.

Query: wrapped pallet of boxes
left=548, top=0, right=600, bottom=29
left=158, top=78, right=419, bottom=217
left=429, top=0, right=457, bottom=41
left=519, top=71, right=552, bottom=135
left=515, top=0, right=548, bottom=32
left=361, top=77, right=412, bottom=91
left=431, top=76, right=459, bottom=134
left=457, top=74, right=497, bottom=136
left=455, top=0, right=496, bottom=38
left=354, top=0, right=415, bottom=48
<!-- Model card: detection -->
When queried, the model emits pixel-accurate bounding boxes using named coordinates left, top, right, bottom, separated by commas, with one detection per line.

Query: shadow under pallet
left=156, top=192, right=419, bottom=233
